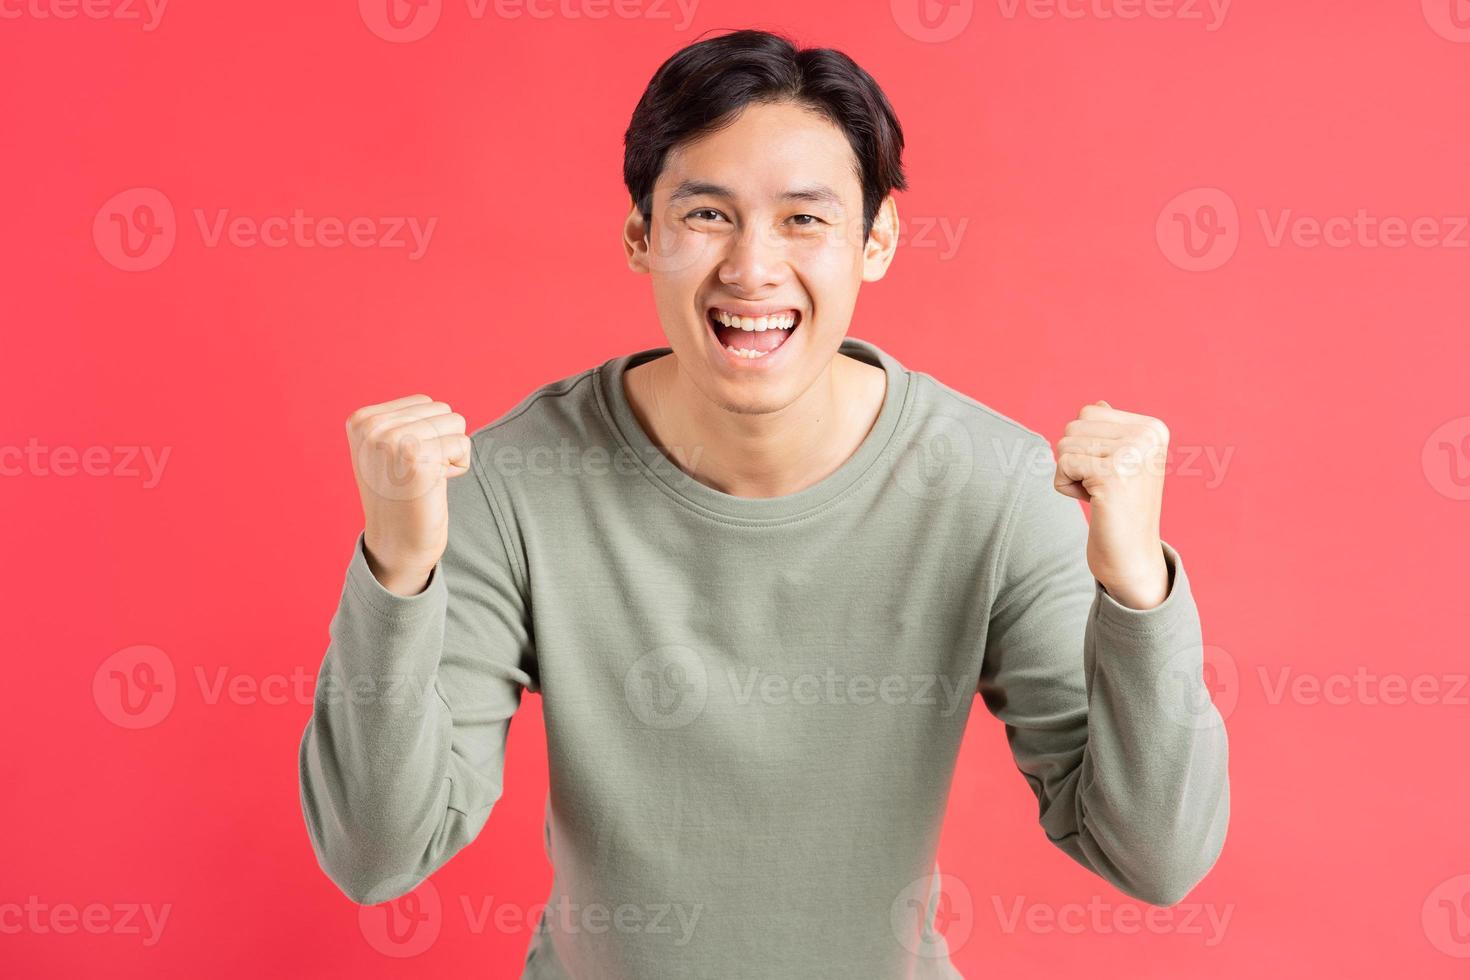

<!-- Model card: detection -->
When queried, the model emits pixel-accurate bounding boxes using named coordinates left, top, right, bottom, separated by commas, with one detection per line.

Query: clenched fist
left=1053, top=400, right=1172, bottom=610
left=347, top=394, right=472, bottom=596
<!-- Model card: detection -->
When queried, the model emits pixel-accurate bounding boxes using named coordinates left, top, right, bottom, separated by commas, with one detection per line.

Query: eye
left=687, top=208, right=725, bottom=222
left=790, top=214, right=824, bottom=226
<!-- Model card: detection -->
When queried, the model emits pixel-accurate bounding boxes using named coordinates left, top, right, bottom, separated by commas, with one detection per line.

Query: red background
left=4, top=1, right=1469, bottom=976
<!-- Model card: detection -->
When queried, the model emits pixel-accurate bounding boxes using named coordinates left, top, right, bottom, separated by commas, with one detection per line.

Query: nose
left=717, top=221, right=786, bottom=293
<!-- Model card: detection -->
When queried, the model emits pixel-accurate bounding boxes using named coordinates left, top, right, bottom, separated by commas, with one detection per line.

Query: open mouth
left=706, top=307, right=802, bottom=360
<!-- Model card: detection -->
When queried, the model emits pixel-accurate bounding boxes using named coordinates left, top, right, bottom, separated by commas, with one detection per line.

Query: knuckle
left=363, top=419, right=395, bottom=444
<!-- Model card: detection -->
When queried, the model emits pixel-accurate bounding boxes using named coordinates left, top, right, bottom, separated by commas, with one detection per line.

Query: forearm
left=1068, top=543, right=1230, bottom=905
left=298, top=533, right=460, bottom=903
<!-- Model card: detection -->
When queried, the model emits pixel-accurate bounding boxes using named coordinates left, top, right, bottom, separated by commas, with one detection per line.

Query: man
left=298, top=28, right=1229, bottom=979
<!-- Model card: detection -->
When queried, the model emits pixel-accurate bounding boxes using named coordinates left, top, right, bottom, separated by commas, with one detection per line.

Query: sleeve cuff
left=344, top=531, right=447, bottom=624
left=1092, top=540, right=1191, bottom=636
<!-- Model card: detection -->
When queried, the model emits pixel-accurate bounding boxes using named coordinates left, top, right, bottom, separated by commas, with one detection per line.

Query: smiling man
left=299, top=28, right=1229, bottom=979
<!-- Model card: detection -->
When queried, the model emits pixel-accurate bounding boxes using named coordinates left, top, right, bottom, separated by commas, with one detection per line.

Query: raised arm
left=298, top=398, right=537, bottom=904
left=978, top=417, right=1229, bottom=906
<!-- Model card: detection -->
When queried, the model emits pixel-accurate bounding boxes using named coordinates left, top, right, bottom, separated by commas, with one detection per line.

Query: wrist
left=362, top=536, right=437, bottom=597
left=1099, top=548, right=1170, bottom=610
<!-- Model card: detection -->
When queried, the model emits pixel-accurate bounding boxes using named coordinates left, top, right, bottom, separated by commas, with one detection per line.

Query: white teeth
left=713, top=310, right=796, bottom=331
left=723, top=345, right=771, bottom=358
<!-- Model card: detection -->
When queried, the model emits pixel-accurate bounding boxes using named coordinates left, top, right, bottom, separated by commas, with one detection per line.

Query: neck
left=626, top=351, right=886, bottom=499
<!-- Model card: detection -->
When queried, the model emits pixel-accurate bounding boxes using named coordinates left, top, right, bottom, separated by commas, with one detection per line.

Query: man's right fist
left=347, top=394, right=472, bottom=596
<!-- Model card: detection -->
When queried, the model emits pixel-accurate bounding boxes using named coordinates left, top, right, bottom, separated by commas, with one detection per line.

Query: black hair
left=622, top=28, right=908, bottom=245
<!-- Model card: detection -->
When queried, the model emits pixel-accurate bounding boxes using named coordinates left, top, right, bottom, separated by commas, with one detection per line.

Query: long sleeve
left=297, top=459, right=538, bottom=905
left=978, top=453, right=1230, bottom=907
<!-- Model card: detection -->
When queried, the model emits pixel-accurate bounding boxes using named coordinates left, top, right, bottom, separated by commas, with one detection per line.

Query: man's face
left=625, top=99, right=898, bottom=415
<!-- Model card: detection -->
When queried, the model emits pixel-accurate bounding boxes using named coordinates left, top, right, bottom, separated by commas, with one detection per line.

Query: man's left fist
left=1053, top=400, right=1172, bottom=610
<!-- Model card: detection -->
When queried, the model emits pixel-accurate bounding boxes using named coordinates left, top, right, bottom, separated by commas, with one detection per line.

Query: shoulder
left=469, top=364, right=600, bottom=448
left=457, top=352, right=632, bottom=493
left=439, top=358, right=608, bottom=512
left=900, top=369, right=1057, bottom=487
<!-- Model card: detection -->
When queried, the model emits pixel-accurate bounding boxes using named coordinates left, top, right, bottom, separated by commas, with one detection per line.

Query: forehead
left=657, top=101, right=861, bottom=206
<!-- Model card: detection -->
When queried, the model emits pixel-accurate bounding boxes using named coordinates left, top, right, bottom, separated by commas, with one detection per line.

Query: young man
left=298, top=28, right=1229, bottom=979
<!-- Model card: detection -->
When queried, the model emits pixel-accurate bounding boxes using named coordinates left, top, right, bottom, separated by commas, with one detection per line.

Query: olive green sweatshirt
left=297, top=337, right=1229, bottom=978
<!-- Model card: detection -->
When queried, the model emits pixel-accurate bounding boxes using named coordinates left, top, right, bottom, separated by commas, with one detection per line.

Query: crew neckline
left=594, top=336, right=913, bottom=525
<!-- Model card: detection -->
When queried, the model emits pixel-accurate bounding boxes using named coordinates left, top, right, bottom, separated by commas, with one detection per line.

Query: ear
left=861, top=194, right=900, bottom=282
left=624, top=202, right=651, bottom=274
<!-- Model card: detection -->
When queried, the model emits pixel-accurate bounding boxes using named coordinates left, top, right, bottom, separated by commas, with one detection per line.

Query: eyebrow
left=667, top=180, right=846, bottom=211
